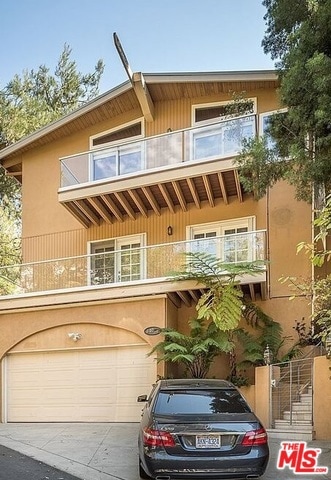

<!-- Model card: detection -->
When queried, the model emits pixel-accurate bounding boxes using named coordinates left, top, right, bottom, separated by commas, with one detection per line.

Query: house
left=0, top=69, right=315, bottom=424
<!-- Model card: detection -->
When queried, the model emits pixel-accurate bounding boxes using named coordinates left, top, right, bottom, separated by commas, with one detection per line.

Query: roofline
left=0, top=69, right=278, bottom=161
left=143, top=70, right=278, bottom=83
left=0, top=80, right=132, bottom=160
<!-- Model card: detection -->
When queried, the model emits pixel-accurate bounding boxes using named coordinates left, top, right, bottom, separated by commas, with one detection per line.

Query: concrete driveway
left=0, top=423, right=329, bottom=480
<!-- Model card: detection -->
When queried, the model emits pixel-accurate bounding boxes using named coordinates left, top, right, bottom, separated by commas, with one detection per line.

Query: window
left=154, top=389, right=251, bottom=415
left=193, top=99, right=256, bottom=126
left=259, top=109, right=287, bottom=149
left=188, top=218, right=255, bottom=263
left=90, top=235, right=145, bottom=285
left=90, top=119, right=144, bottom=181
left=191, top=100, right=256, bottom=161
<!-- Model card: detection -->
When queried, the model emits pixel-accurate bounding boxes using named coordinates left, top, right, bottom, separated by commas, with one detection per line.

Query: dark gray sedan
left=137, top=379, right=269, bottom=479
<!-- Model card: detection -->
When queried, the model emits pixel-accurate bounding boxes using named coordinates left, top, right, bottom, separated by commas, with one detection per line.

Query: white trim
left=7, top=343, right=148, bottom=355
left=88, top=233, right=147, bottom=285
left=186, top=217, right=256, bottom=239
left=192, top=98, right=257, bottom=126
left=259, top=108, right=287, bottom=136
left=0, top=71, right=278, bottom=162
left=2, top=357, right=7, bottom=422
left=89, top=117, right=145, bottom=150
left=89, top=118, right=145, bottom=182
left=186, top=217, right=256, bottom=263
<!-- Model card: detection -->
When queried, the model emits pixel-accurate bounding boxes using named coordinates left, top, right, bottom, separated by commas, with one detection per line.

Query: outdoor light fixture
left=325, top=335, right=331, bottom=359
left=263, top=344, right=273, bottom=365
left=167, top=226, right=173, bottom=236
left=68, top=332, right=82, bottom=342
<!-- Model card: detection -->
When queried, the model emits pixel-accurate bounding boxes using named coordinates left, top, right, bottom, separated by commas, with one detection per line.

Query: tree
left=282, top=195, right=331, bottom=344
left=149, top=317, right=234, bottom=379
left=237, top=0, right=331, bottom=202
left=153, top=252, right=299, bottom=383
left=0, top=45, right=104, bottom=284
left=0, top=43, right=104, bottom=146
left=174, top=251, right=265, bottom=331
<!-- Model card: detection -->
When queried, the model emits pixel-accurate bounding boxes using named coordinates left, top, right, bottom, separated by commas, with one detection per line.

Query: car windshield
left=154, top=389, right=251, bottom=415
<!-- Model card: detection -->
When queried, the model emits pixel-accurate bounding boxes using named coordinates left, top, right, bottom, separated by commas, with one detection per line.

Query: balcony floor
left=60, top=167, right=244, bottom=228
left=0, top=274, right=267, bottom=313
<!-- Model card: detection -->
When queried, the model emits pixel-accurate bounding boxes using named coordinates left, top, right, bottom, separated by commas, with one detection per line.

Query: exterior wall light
left=167, top=226, right=173, bottom=236
left=263, top=344, right=273, bottom=365
left=326, top=335, right=331, bottom=359
left=68, top=332, right=82, bottom=342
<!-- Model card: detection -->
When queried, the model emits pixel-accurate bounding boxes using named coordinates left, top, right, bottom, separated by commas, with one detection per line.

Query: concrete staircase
left=268, top=387, right=315, bottom=441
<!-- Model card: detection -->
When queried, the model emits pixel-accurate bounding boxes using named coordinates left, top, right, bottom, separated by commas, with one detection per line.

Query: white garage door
left=5, top=345, right=156, bottom=422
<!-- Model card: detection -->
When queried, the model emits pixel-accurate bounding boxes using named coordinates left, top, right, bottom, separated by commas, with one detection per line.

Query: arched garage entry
left=3, top=324, right=156, bottom=422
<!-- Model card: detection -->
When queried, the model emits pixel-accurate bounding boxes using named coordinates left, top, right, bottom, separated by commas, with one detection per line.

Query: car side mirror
left=137, top=394, right=148, bottom=403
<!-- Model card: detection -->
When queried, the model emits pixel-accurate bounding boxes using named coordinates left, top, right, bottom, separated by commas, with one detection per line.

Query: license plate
left=196, top=434, right=221, bottom=449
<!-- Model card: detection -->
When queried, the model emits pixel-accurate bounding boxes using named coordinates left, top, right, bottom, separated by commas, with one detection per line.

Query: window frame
left=259, top=108, right=287, bottom=148
left=192, top=98, right=257, bottom=127
left=88, top=233, right=146, bottom=285
left=186, top=217, right=256, bottom=263
left=89, top=118, right=145, bottom=182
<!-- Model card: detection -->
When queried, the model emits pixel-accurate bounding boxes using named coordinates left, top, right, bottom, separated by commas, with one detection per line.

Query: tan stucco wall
left=313, top=356, right=331, bottom=440
left=254, top=366, right=272, bottom=428
left=0, top=296, right=169, bottom=419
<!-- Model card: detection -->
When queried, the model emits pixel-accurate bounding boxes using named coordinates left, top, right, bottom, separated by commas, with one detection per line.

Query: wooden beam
left=128, top=190, right=148, bottom=217
left=167, top=292, right=181, bottom=308
left=132, top=72, right=155, bottom=122
left=5, top=171, right=22, bottom=176
left=261, top=282, right=267, bottom=301
left=88, top=197, right=112, bottom=224
left=177, top=290, right=192, bottom=307
left=74, top=200, right=99, bottom=226
left=234, top=170, right=243, bottom=202
left=101, top=195, right=123, bottom=222
left=114, top=192, right=136, bottom=220
left=188, top=289, right=200, bottom=302
left=187, top=177, right=201, bottom=209
left=142, top=186, right=161, bottom=215
left=172, top=181, right=187, bottom=211
left=218, top=172, right=228, bottom=205
left=62, top=202, right=91, bottom=228
left=159, top=183, right=175, bottom=213
left=202, top=175, right=215, bottom=207
left=249, top=283, right=256, bottom=302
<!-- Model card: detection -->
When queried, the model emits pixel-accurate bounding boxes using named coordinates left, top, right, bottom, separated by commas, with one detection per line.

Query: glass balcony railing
left=0, top=231, right=266, bottom=297
left=60, top=115, right=256, bottom=188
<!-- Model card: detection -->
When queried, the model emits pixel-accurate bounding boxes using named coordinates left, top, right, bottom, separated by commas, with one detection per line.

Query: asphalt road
left=0, top=444, right=81, bottom=480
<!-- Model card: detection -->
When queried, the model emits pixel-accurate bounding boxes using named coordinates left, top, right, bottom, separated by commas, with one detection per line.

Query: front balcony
left=0, top=231, right=267, bottom=309
left=59, top=115, right=256, bottom=227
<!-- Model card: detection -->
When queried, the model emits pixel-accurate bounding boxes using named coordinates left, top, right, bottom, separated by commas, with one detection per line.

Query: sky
left=1, top=0, right=275, bottom=95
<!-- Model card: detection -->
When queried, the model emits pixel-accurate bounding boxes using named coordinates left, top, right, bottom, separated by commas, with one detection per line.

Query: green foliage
left=238, top=0, right=331, bottom=201
left=159, top=252, right=299, bottom=382
left=174, top=251, right=265, bottom=331
left=241, top=302, right=301, bottom=364
left=237, top=137, right=286, bottom=199
left=149, top=317, right=234, bottom=378
left=0, top=43, right=104, bottom=146
left=0, top=206, right=21, bottom=294
left=0, top=45, right=104, bottom=285
left=285, top=195, right=331, bottom=341
left=297, top=194, right=331, bottom=266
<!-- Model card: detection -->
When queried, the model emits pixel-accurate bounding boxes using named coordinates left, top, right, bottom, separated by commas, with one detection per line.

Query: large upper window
left=191, top=100, right=256, bottom=161
left=187, top=218, right=255, bottom=263
left=259, top=109, right=287, bottom=149
left=193, top=99, right=256, bottom=126
left=89, top=119, right=144, bottom=181
left=89, top=234, right=145, bottom=285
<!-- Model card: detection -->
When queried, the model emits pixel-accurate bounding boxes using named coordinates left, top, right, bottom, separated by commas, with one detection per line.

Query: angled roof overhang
left=0, top=70, right=278, bottom=174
